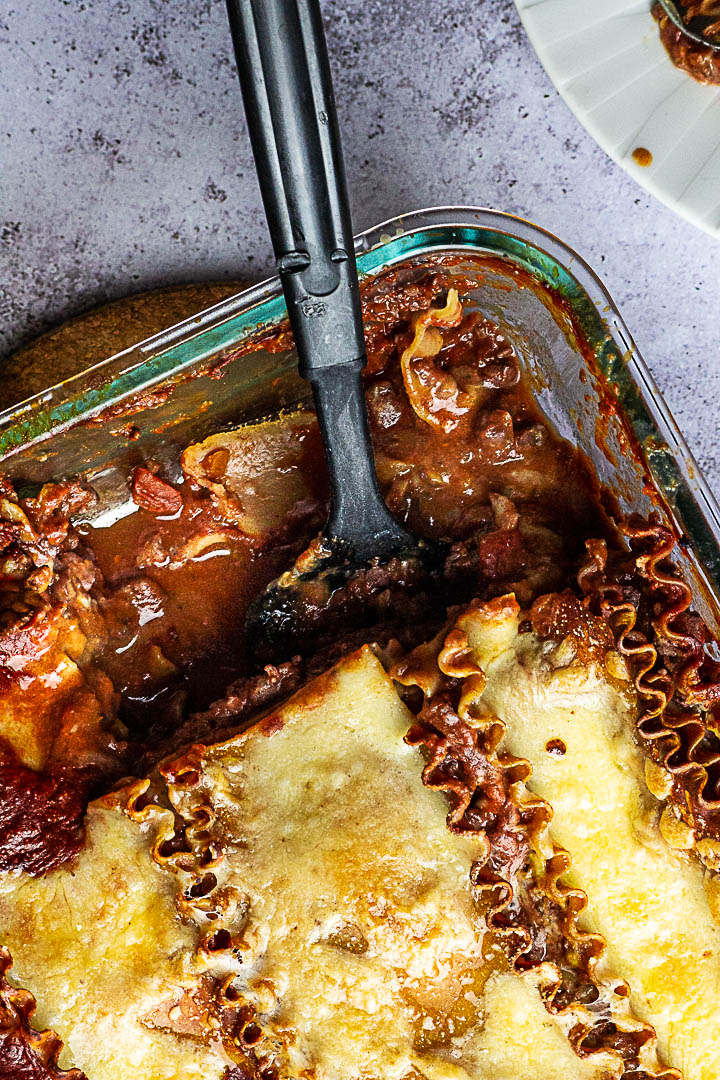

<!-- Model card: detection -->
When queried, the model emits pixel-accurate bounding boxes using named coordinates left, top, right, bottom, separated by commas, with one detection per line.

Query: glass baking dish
left=3, top=205, right=720, bottom=634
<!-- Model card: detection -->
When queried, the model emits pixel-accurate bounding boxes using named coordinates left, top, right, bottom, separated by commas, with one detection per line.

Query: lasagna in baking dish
left=1, top=265, right=719, bottom=1080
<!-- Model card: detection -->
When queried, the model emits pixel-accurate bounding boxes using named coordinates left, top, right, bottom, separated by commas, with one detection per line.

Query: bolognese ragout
left=1, top=264, right=719, bottom=1080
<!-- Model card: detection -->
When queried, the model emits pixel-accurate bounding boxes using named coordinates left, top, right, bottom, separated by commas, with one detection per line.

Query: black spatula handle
left=225, top=0, right=411, bottom=552
left=225, top=0, right=364, bottom=375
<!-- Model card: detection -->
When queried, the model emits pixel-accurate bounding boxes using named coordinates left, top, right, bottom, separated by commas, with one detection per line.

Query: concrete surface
left=1, top=0, right=719, bottom=487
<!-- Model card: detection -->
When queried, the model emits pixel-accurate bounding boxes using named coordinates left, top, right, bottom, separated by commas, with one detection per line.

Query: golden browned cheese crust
left=396, top=594, right=720, bottom=1080
left=0, top=646, right=635, bottom=1080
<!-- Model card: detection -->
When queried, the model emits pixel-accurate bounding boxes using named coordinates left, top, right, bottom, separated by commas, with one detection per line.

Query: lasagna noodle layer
left=0, top=801, right=226, bottom=1080
left=168, top=647, right=607, bottom=1079
left=0, top=645, right=612, bottom=1078
left=462, top=601, right=720, bottom=1080
left=471, top=968, right=601, bottom=1080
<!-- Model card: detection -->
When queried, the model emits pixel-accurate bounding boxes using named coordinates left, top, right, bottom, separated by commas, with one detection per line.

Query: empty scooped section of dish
left=0, top=213, right=710, bottom=600
left=2, top=213, right=717, bottom=637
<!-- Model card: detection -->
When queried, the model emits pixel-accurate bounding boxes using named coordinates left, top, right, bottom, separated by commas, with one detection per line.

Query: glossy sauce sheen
left=95, top=275, right=602, bottom=728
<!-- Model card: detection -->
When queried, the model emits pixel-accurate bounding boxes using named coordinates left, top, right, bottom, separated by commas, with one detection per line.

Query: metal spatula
left=225, top=0, right=442, bottom=661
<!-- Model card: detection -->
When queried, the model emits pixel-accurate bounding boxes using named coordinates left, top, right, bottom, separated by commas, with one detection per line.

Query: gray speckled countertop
left=2, top=0, right=719, bottom=486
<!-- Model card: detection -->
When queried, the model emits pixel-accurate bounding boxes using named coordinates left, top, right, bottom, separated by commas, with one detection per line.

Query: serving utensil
left=657, top=0, right=720, bottom=50
left=225, top=0, right=442, bottom=660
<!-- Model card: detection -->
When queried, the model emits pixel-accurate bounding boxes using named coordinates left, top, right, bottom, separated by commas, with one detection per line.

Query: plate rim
left=514, top=0, right=720, bottom=239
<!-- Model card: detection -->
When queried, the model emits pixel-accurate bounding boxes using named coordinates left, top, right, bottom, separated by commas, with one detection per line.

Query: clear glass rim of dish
left=2, top=204, right=719, bottom=605
left=0, top=205, right=646, bottom=438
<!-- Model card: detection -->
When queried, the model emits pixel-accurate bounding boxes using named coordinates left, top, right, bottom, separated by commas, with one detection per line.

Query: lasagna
left=0, top=264, right=719, bottom=1080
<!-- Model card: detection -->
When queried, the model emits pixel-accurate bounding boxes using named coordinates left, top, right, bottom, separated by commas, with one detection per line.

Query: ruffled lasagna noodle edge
left=578, top=521, right=720, bottom=880
left=390, top=598, right=679, bottom=1080
left=0, top=948, right=85, bottom=1080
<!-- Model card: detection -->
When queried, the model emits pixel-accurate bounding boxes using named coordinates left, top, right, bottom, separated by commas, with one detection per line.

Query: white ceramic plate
left=514, top=0, right=720, bottom=237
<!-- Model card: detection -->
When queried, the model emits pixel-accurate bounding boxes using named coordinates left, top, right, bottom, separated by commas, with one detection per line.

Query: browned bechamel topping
left=577, top=522, right=720, bottom=852
left=392, top=621, right=679, bottom=1080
